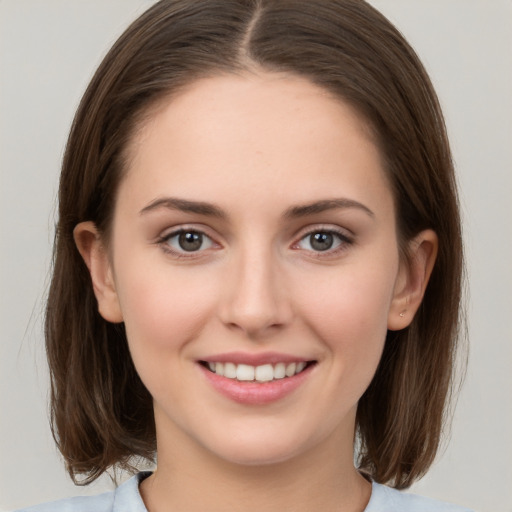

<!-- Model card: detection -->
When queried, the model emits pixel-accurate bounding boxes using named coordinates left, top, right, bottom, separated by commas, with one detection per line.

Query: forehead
left=120, top=72, right=392, bottom=218
left=132, top=71, right=376, bottom=156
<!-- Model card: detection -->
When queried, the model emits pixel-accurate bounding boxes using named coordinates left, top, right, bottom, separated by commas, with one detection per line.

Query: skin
left=75, top=72, right=437, bottom=512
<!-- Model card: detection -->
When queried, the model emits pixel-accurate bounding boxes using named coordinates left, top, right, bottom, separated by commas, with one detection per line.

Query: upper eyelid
left=156, top=226, right=219, bottom=248
left=158, top=224, right=218, bottom=240
left=296, top=231, right=351, bottom=245
left=294, top=224, right=354, bottom=240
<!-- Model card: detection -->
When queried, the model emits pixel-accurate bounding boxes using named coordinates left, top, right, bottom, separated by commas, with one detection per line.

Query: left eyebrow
left=283, top=198, right=375, bottom=219
left=139, top=197, right=227, bottom=219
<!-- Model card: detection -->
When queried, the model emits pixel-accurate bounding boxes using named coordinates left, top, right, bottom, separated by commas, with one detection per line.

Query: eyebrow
left=139, top=196, right=374, bottom=220
left=283, top=198, right=374, bottom=219
left=139, top=197, right=226, bottom=218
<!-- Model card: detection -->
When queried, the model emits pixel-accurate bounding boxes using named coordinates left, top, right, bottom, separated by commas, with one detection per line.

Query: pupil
left=310, top=232, right=333, bottom=251
left=178, top=231, right=202, bottom=251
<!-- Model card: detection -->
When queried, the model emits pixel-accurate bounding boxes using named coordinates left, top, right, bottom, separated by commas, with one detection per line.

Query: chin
left=217, top=447, right=303, bottom=468
left=203, top=427, right=322, bottom=468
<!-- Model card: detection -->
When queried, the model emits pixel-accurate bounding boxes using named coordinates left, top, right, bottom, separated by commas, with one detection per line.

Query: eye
left=161, top=229, right=215, bottom=254
left=295, top=230, right=350, bottom=253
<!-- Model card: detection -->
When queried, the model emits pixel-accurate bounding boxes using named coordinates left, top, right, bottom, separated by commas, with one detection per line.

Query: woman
left=18, top=1, right=470, bottom=510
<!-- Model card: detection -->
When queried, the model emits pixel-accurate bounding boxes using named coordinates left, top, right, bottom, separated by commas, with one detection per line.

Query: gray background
left=1, top=1, right=511, bottom=511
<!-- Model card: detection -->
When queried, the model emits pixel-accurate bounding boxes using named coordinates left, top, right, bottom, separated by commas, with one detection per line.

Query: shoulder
left=12, top=472, right=150, bottom=512
left=12, top=492, right=115, bottom=512
left=365, top=482, right=474, bottom=512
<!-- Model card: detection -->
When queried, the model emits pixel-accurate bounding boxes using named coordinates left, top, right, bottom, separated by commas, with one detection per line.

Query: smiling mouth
left=200, top=361, right=316, bottom=382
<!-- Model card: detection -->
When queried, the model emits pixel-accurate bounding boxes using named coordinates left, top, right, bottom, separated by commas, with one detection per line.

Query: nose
left=218, top=245, right=293, bottom=338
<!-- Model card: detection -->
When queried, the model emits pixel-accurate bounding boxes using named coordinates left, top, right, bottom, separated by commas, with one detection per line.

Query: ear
left=73, top=222, right=123, bottom=323
left=387, top=229, right=438, bottom=331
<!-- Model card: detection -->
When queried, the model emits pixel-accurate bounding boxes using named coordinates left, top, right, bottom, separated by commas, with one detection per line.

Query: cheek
left=296, top=261, right=397, bottom=371
left=113, top=260, right=224, bottom=405
left=113, top=258, right=219, bottom=355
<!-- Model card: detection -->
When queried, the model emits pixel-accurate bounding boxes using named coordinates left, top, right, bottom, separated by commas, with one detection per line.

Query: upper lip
left=199, top=351, right=313, bottom=366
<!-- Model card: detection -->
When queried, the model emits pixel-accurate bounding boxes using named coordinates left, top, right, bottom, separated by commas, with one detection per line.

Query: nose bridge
left=220, top=237, right=291, bottom=336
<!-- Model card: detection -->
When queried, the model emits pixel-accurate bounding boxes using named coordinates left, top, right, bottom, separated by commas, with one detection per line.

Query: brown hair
left=46, top=0, right=464, bottom=489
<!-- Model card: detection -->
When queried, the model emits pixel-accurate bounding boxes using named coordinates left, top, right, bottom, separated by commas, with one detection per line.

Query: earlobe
left=387, top=229, right=438, bottom=331
left=73, top=222, right=123, bottom=323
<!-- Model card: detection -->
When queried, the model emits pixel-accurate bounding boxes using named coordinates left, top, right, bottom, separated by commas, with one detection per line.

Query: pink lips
left=198, top=352, right=315, bottom=405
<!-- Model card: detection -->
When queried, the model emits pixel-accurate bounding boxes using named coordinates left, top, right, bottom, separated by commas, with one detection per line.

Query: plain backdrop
left=1, top=1, right=511, bottom=511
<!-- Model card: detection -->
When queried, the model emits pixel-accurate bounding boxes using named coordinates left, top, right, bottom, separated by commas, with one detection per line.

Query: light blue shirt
left=15, top=472, right=473, bottom=512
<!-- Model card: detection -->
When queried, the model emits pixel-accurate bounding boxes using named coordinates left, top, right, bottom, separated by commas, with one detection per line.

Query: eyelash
left=292, top=227, right=353, bottom=258
left=156, top=226, right=353, bottom=259
left=156, top=228, right=218, bottom=259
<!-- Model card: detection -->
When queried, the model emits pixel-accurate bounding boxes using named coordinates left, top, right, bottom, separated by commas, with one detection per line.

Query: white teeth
left=285, top=362, right=296, bottom=377
left=236, top=364, right=255, bottom=381
left=206, top=361, right=310, bottom=381
left=274, top=363, right=286, bottom=379
left=224, top=362, right=237, bottom=379
left=255, top=364, right=274, bottom=382
left=296, top=361, right=307, bottom=373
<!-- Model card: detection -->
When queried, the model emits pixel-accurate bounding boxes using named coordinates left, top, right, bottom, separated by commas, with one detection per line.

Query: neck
left=140, top=422, right=371, bottom=512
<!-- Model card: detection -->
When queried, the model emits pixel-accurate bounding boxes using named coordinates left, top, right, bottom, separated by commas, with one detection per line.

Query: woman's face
left=84, top=72, right=420, bottom=467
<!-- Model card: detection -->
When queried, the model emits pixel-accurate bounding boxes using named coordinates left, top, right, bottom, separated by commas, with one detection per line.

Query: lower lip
left=199, top=364, right=314, bottom=405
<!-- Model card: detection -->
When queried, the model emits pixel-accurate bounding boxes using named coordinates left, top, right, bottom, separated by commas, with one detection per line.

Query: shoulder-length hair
left=46, top=0, right=464, bottom=489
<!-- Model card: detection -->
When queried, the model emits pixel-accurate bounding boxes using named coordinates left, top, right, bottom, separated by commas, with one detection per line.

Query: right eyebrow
left=139, top=197, right=227, bottom=219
